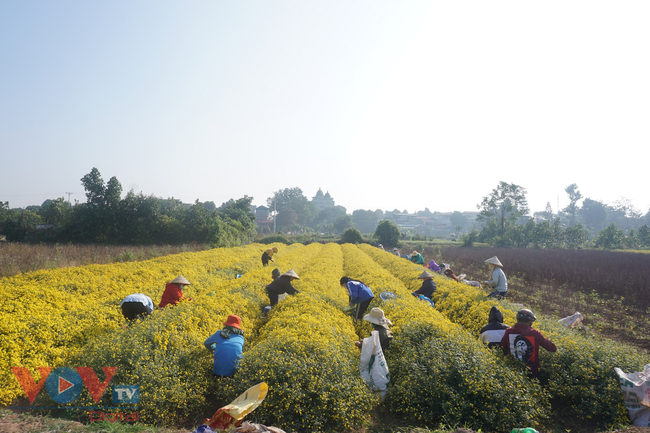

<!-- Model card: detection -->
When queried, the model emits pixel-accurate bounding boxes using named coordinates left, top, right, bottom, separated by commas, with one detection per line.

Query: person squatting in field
left=412, top=270, right=437, bottom=299
left=265, top=269, right=300, bottom=306
left=479, top=306, right=510, bottom=348
left=501, top=308, right=556, bottom=379
left=482, top=256, right=508, bottom=298
left=427, top=260, right=441, bottom=272
left=410, top=250, right=425, bottom=265
left=340, top=277, right=375, bottom=320
left=159, top=275, right=193, bottom=308
left=261, top=247, right=279, bottom=266
left=204, top=315, right=245, bottom=377
left=120, top=293, right=154, bottom=321
left=355, top=308, right=393, bottom=352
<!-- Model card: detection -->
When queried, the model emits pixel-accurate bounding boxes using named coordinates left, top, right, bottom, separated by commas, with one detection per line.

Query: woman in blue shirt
left=204, top=315, right=245, bottom=377
left=340, top=277, right=375, bottom=319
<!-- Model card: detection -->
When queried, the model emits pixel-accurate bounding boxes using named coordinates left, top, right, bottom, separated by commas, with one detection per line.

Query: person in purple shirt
left=427, top=260, right=441, bottom=273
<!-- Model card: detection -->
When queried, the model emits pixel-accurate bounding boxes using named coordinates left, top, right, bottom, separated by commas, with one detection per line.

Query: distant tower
left=312, top=188, right=335, bottom=209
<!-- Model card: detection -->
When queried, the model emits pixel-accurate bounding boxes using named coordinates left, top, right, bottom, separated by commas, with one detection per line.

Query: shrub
left=340, top=227, right=364, bottom=244
left=258, top=234, right=290, bottom=245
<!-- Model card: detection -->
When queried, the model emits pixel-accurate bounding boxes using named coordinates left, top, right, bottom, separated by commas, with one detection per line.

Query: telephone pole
left=65, top=192, right=73, bottom=204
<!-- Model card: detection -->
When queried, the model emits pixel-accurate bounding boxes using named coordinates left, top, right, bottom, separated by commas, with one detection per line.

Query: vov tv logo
left=11, top=367, right=139, bottom=406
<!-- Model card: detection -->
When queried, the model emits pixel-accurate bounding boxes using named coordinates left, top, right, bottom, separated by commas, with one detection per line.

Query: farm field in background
left=1, top=243, right=649, bottom=432
left=438, top=247, right=650, bottom=354
left=0, top=242, right=209, bottom=278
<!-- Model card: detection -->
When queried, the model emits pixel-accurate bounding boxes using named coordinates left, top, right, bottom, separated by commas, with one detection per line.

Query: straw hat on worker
left=281, top=269, right=299, bottom=279
left=363, top=307, right=392, bottom=329
left=170, top=275, right=191, bottom=286
left=484, top=256, right=503, bottom=267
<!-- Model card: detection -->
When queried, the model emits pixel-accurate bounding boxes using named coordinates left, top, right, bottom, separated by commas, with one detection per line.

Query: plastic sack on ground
left=558, top=312, right=583, bottom=328
left=202, top=382, right=269, bottom=430
left=614, top=364, right=650, bottom=427
left=359, top=330, right=390, bottom=399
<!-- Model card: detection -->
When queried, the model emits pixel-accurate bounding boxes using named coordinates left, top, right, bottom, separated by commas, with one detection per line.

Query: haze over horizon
left=2, top=2, right=649, bottom=216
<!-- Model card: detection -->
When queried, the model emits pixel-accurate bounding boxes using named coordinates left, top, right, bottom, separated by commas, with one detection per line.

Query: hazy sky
left=2, top=1, right=649, bottom=215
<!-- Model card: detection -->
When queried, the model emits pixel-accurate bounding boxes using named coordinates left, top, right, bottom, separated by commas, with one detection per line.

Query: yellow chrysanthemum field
left=1, top=243, right=648, bottom=432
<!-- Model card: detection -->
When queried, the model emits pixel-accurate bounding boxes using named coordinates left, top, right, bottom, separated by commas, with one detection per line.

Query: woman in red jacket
left=159, top=275, right=193, bottom=308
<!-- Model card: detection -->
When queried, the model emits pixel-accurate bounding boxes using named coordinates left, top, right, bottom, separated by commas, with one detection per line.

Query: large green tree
left=562, top=183, right=582, bottom=226
left=374, top=220, right=400, bottom=247
left=267, top=187, right=317, bottom=233
left=477, top=181, right=529, bottom=246
left=580, top=198, right=607, bottom=233
left=352, top=209, right=380, bottom=234
left=593, top=223, right=625, bottom=250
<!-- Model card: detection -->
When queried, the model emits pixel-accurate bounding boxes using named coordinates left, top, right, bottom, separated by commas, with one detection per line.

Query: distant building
left=312, top=188, right=335, bottom=209
left=254, top=205, right=273, bottom=234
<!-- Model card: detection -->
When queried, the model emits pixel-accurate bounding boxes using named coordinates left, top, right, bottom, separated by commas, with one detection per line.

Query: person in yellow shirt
left=261, top=247, right=279, bottom=266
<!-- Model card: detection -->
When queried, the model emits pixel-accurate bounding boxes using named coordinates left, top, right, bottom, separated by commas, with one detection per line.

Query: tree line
left=469, top=181, right=650, bottom=250
left=0, top=168, right=257, bottom=246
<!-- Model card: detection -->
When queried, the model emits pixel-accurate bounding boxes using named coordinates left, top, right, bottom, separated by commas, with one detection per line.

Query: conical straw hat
left=171, top=275, right=191, bottom=285
left=484, top=256, right=503, bottom=267
left=281, top=269, right=299, bottom=279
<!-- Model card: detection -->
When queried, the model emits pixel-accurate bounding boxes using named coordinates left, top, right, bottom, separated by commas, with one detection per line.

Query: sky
left=1, top=1, right=649, bottom=216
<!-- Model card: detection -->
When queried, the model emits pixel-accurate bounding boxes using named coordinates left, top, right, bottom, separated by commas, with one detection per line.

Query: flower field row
left=1, top=243, right=294, bottom=408
left=67, top=242, right=309, bottom=424
left=219, top=243, right=375, bottom=432
left=344, top=244, right=549, bottom=431
left=359, top=244, right=650, bottom=427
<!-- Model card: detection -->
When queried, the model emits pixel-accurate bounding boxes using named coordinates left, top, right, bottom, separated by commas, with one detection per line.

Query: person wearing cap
left=355, top=308, right=393, bottom=352
left=340, top=277, right=375, bottom=320
left=482, top=256, right=508, bottom=299
left=377, top=244, right=384, bottom=250
left=412, top=271, right=437, bottom=299
left=159, top=275, right=193, bottom=308
left=120, top=293, right=154, bottom=321
left=265, top=269, right=300, bottom=306
left=270, top=268, right=281, bottom=281
left=204, top=315, right=245, bottom=377
left=261, top=247, right=279, bottom=266
left=392, top=247, right=400, bottom=257
left=501, top=309, right=556, bottom=378
left=410, top=251, right=424, bottom=265
left=479, top=306, right=510, bottom=348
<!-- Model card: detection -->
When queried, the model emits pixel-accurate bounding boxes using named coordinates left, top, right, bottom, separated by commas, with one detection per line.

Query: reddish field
left=437, top=246, right=650, bottom=354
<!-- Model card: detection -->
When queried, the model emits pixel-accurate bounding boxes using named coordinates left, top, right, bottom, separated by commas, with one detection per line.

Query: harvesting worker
left=501, top=309, right=557, bottom=379
left=479, top=306, right=510, bottom=348
left=482, top=256, right=508, bottom=299
left=411, top=270, right=437, bottom=299
left=354, top=308, right=393, bottom=352
left=427, top=259, right=441, bottom=272
left=410, top=251, right=424, bottom=265
left=261, top=247, right=279, bottom=266
left=159, top=275, right=193, bottom=308
left=266, top=269, right=300, bottom=306
left=204, top=315, right=245, bottom=377
left=340, top=276, right=375, bottom=320
left=120, top=293, right=154, bottom=321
